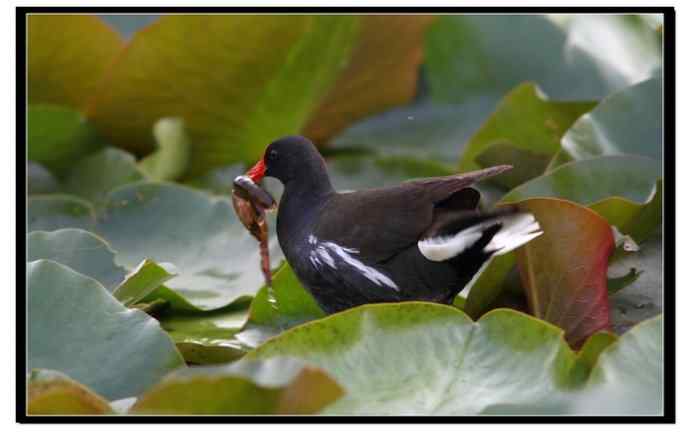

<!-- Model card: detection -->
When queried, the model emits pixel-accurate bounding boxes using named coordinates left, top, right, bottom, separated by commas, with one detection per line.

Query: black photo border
left=15, top=5, right=676, bottom=424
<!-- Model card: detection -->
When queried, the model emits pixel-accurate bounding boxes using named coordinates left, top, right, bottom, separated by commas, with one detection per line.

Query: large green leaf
left=572, top=315, right=663, bottom=415
left=94, top=182, right=283, bottom=310
left=458, top=82, right=596, bottom=183
left=28, top=15, right=124, bottom=109
left=515, top=199, right=614, bottom=348
left=159, top=303, right=250, bottom=365
left=131, top=357, right=343, bottom=415
left=503, top=155, right=660, bottom=206
left=558, top=77, right=662, bottom=165
left=331, top=98, right=497, bottom=164
left=28, top=195, right=97, bottom=232
left=251, top=304, right=603, bottom=415
left=88, top=15, right=360, bottom=175
left=28, top=161, right=59, bottom=195
left=28, top=104, right=103, bottom=175
left=27, top=369, right=113, bottom=415
left=240, top=263, right=325, bottom=348
left=27, top=229, right=126, bottom=291
left=425, top=15, right=661, bottom=104
left=28, top=181, right=284, bottom=310
left=28, top=260, right=184, bottom=400
left=62, top=147, right=145, bottom=207
left=304, top=15, right=435, bottom=144
left=608, top=232, right=662, bottom=335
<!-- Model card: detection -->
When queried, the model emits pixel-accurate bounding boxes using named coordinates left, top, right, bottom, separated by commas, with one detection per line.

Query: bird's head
left=246, top=135, right=329, bottom=188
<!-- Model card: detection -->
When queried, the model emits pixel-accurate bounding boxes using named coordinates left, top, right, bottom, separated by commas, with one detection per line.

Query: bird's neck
left=277, top=164, right=334, bottom=247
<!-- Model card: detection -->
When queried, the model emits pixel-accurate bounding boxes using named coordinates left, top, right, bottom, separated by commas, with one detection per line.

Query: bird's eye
left=267, top=149, right=278, bottom=161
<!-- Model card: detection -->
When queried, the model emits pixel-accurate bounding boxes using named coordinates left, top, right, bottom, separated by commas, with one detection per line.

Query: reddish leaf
left=515, top=198, right=614, bottom=348
left=303, top=15, right=436, bottom=144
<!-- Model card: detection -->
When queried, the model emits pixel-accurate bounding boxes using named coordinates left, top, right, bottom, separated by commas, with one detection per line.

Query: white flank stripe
left=307, top=234, right=399, bottom=291
left=417, top=213, right=542, bottom=262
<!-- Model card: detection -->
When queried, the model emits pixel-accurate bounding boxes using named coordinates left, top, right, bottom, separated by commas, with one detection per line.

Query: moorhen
left=245, top=136, right=542, bottom=314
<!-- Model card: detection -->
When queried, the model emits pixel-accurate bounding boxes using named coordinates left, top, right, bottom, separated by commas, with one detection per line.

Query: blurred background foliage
left=26, top=13, right=665, bottom=416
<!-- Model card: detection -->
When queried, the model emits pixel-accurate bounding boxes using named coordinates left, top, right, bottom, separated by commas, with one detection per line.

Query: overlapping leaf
left=27, top=370, right=113, bottom=415
left=131, top=358, right=343, bottom=414
left=515, top=198, right=614, bottom=348
left=28, top=260, right=184, bottom=400
left=304, top=15, right=436, bottom=144
left=458, top=83, right=595, bottom=184
left=88, top=15, right=360, bottom=175
left=425, top=14, right=661, bottom=104
left=28, top=15, right=124, bottom=109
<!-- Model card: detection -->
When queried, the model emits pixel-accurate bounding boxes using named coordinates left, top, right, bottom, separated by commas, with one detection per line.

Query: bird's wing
left=313, top=166, right=511, bottom=263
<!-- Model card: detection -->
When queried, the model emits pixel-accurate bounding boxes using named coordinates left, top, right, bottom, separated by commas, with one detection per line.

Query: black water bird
left=245, top=136, right=542, bottom=314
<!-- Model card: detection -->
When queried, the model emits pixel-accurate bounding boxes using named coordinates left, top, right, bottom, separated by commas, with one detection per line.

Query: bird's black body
left=255, top=136, right=540, bottom=314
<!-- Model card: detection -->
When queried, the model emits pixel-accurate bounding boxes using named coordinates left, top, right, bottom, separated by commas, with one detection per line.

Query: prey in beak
left=231, top=159, right=276, bottom=286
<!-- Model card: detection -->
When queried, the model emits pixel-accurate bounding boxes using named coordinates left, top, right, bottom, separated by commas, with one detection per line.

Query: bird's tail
left=417, top=208, right=542, bottom=262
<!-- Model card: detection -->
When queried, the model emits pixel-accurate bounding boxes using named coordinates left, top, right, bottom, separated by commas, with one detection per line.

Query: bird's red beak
left=246, top=159, right=266, bottom=183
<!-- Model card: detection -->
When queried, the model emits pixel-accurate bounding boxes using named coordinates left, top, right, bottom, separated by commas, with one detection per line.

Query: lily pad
left=28, top=260, right=184, bottom=400
left=303, top=15, right=436, bottom=144
left=240, top=263, right=325, bottom=348
left=28, top=161, right=58, bottom=195
left=131, top=357, right=343, bottom=415
left=332, top=98, right=496, bottom=164
left=88, top=15, right=360, bottom=175
left=252, top=304, right=604, bottom=415
left=112, top=259, right=177, bottom=306
left=425, top=14, right=661, bottom=104
left=27, top=369, right=113, bottom=415
left=515, top=198, right=614, bottom=348
left=554, top=77, right=662, bottom=169
left=608, top=231, right=663, bottom=335
left=158, top=299, right=251, bottom=365
left=28, top=15, right=124, bottom=109
left=28, top=104, right=103, bottom=175
left=28, top=194, right=97, bottom=232
left=572, top=314, right=663, bottom=415
left=62, top=147, right=145, bottom=207
left=503, top=155, right=660, bottom=206
left=27, top=229, right=126, bottom=291
left=458, top=82, right=596, bottom=183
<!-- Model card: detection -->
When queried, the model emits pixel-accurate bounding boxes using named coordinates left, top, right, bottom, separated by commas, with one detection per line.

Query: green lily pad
left=139, top=118, right=191, bottom=181
left=503, top=155, right=660, bottom=205
left=131, top=357, right=343, bottom=415
left=28, top=161, right=59, bottom=195
left=28, top=194, right=97, bottom=232
left=515, top=198, right=614, bottom=348
left=608, top=231, right=662, bottom=335
left=28, top=260, right=184, bottom=400
left=159, top=303, right=250, bottom=365
left=240, top=263, right=325, bottom=348
left=28, top=181, right=284, bottom=310
left=572, top=315, right=663, bottom=415
left=62, top=147, right=145, bottom=207
left=251, top=304, right=605, bottom=415
left=425, top=15, right=661, bottom=104
left=458, top=82, right=596, bottom=182
left=27, top=369, right=113, bottom=415
left=28, top=15, right=124, bottom=109
left=332, top=98, right=497, bottom=164
left=328, top=154, right=454, bottom=192
left=27, top=229, right=125, bottom=291
left=557, top=77, right=662, bottom=167
left=88, top=15, right=360, bottom=175
left=28, top=104, right=103, bottom=175
left=112, top=259, right=177, bottom=306
left=96, top=182, right=283, bottom=310
left=304, top=15, right=436, bottom=144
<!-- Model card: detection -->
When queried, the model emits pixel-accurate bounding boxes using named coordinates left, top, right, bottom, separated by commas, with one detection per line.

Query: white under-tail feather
left=417, top=212, right=542, bottom=262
